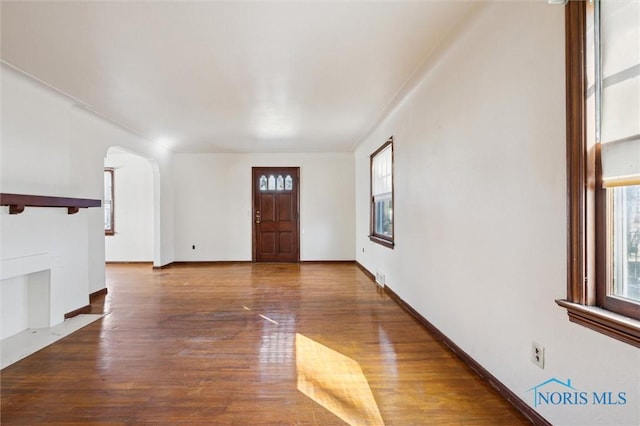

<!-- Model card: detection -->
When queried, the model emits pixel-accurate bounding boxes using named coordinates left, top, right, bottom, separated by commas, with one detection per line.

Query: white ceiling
left=1, top=1, right=474, bottom=153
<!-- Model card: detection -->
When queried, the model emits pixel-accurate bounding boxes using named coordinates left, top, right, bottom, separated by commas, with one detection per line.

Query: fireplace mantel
left=0, top=193, right=101, bottom=215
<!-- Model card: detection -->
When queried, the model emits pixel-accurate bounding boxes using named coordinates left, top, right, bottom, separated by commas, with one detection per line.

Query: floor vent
left=375, top=271, right=385, bottom=287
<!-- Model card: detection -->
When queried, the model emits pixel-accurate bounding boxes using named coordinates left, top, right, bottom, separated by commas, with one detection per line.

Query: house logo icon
left=528, top=378, right=580, bottom=407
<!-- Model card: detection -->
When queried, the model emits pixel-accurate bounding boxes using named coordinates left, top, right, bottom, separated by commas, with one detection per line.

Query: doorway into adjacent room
left=104, top=147, right=155, bottom=264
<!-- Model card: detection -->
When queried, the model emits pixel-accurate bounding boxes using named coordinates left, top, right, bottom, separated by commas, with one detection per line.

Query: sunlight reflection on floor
left=296, top=333, right=384, bottom=426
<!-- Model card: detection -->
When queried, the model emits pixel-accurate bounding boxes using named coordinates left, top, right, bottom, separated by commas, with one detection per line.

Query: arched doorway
left=104, top=147, right=155, bottom=264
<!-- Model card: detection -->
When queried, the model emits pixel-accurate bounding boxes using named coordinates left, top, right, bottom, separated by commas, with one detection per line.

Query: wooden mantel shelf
left=0, top=193, right=101, bottom=215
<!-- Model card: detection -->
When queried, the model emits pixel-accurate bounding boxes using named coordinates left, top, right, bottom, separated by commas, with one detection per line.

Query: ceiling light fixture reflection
left=155, top=137, right=176, bottom=151
left=253, top=75, right=298, bottom=141
left=255, top=109, right=297, bottom=140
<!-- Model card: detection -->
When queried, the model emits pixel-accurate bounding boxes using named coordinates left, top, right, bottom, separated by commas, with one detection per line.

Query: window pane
left=104, top=201, right=112, bottom=230
left=259, top=175, right=267, bottom=191
left=611, top=184, right=640, bottom=302
left=374, top=196, right=393, bottom=237
left=600, top=0, right=639, bottom=143
left=104, top=173, right=112, bottom=201
left=599, top=0, right=640, bottom=186
left=372, top=145, right=392, bottom=196
left=276, top=175, right=284, bottom=191
left=104, top=169, right=114, bottom=233
left=268, top=175, right=276, bottom=190
left=285, top=175, right=293, bottom=190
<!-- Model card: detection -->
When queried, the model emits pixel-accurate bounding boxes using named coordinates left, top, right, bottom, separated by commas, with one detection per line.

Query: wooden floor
left=1, top=263, right=530, bottom=425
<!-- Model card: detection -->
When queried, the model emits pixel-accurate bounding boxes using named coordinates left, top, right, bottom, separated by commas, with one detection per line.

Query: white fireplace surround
left=1, top=253, right=52, bottom=339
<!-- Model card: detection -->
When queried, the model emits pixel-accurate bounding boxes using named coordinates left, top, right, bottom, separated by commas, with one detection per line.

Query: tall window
left=598, top=0, right=640, bottom=313
left=559, top=0, right=640, bottom=347
left=370, top=138, right=394, bottom=248
left=104, top=168, right=114, bottom=235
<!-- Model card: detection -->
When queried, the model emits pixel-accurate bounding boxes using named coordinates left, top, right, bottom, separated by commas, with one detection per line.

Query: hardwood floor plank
left=1, top=263, right=531, bottom=425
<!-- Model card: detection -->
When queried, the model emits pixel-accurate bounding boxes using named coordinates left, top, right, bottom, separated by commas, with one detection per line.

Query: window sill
left=556, top=299, right=640, bottom=348
left=368, top=235, right=394, bottom=249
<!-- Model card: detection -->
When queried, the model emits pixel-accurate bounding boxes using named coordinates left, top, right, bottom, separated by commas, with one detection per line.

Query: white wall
left=104, top=147, right=154, bottom=262
left=1, top=64, right=175, bottom=336
left=173, top=153, right=355, bottom=261
left=1, top=66, right=93, bottom=330
left=355, top=3, right=639, bottom=426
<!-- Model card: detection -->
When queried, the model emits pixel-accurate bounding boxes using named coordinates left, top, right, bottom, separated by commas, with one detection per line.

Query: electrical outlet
left=531, top=341, right=545, bottom=369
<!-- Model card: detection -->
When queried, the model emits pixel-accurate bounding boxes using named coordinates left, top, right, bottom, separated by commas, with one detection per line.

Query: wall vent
left=375, top=271, right=385, bottom=287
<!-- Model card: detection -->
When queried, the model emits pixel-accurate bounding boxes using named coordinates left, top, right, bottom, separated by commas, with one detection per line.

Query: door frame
left=251, top=167, right=301, bottom=262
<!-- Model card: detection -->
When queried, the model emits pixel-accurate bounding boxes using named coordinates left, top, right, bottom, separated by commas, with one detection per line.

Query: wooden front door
left=252, top=167, right=300, bottom=262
